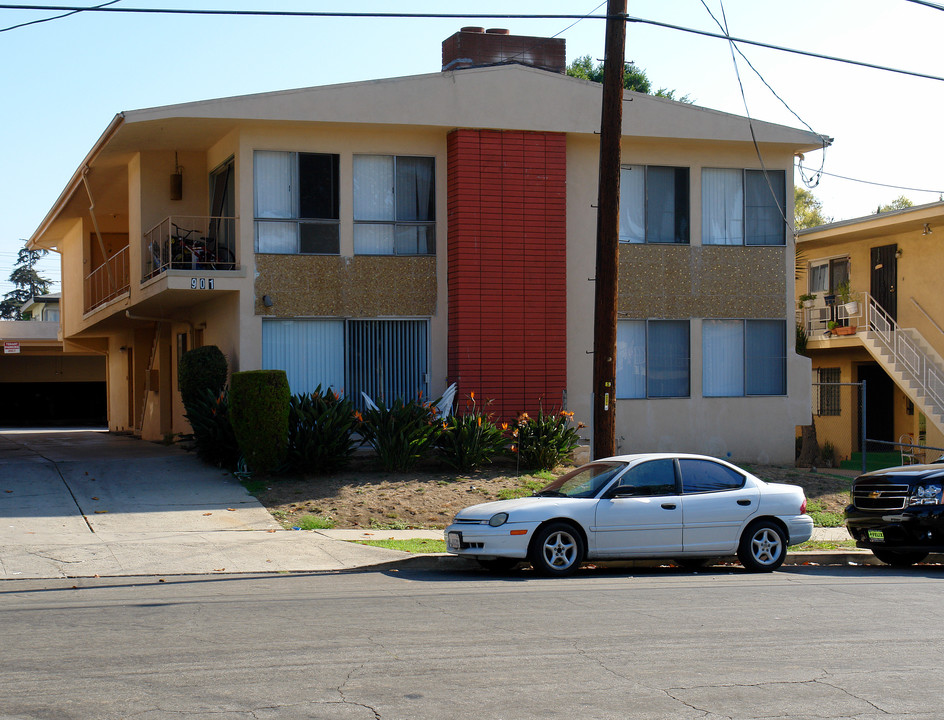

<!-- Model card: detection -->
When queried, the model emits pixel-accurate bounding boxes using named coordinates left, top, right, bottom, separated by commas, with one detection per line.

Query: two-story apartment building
left=797, top=201, right=944, bottom=462
left=28, top=29, right=824, bottom=463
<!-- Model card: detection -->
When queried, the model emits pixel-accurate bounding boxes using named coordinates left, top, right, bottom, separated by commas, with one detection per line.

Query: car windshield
left=535, top=462, right=628, bottom=499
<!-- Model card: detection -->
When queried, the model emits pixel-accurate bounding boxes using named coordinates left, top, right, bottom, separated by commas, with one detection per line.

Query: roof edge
left=28, top=113, right=126, bottom=249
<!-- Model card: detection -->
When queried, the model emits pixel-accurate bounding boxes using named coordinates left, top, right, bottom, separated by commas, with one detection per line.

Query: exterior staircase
left=859, top=294, right=944, bottom=435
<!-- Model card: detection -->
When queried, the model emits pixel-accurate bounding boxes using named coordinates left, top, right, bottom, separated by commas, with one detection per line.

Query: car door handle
left=737, top=499, right=752, bottom=506
left=661, top=503, right=677, bottom=510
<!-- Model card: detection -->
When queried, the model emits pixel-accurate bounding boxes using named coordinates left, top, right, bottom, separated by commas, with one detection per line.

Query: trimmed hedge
left=178, top=345, right=228, bottom=412
left=229, top=369, right=290, bottom=473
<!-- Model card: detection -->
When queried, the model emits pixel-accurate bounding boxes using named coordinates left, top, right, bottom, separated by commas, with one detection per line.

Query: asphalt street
left=2, top=566, right=942, bottom=719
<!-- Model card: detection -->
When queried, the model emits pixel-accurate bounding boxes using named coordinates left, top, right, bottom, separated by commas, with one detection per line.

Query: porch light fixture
left=923, top=223, right=932, bottom=236
left=896, top=248, right=903, bottom=259
left=262, top=295, right=274, bottom=307
left=170, top=152, right=183, bottom=201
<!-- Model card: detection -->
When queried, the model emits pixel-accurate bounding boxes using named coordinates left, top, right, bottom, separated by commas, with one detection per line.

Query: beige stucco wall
left=565, top=137, right=809, bottom=464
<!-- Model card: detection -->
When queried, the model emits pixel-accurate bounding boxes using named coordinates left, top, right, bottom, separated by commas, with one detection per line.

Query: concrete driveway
left=0, top=430, right=414, bottom=579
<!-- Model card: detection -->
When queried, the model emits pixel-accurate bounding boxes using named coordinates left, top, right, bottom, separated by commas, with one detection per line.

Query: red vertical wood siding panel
left=447, top=129, right=567, bottom=420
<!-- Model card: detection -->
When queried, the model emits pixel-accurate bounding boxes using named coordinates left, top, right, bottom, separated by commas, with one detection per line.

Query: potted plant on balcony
left=837, top=280, right=859, bottom=316
left=798, top=293, right=817, bottom=309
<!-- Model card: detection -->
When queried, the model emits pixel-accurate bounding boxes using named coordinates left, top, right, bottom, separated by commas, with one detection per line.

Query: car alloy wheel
left=737, top=520, right=786, bottom=572
left=530, top=522, right=584, bottom=576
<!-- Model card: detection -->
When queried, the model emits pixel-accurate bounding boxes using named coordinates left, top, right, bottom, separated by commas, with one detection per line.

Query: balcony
left=85, top=245, right=130, bottom=313
left=144, top=216, right=238, bottom=280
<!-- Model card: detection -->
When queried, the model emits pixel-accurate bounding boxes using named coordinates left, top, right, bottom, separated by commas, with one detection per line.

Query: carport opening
left=0, top=382, right=107, bottom=428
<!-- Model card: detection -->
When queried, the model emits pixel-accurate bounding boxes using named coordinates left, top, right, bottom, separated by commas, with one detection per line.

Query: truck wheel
left=871, top=549, right=928, bottom=567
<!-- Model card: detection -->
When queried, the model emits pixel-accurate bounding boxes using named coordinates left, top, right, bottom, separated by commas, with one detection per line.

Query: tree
left=794, top=187, right=830, bottom=230
left=0, top=247, right=52, bottom=320
left=875, top=196, right=913, bottom=214
left=566, top=55, right=693, bottom=102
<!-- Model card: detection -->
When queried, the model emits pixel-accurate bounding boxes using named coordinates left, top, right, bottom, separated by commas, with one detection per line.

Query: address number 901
left=191, top=278, right=215, bottom=290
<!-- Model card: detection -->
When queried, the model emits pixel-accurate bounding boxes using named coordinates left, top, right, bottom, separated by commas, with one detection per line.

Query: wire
left=0, top=0, right=119, bottom=32
left=903, top=0, right=944, bottom=10
left=708, top=0, right=791, bottom=234
left=796, top=165, right=944, bottom=195
left=3, top=4, right=944, bottom=86
left=698, top=0, right=828, bottom=189
left=628, top=15, right=944, bottom=84
left=504, top=1, right=607, bottom=66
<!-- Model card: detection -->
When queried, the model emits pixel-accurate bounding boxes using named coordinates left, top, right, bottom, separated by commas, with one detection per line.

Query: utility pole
left=592, top=0, right=626, bottom=460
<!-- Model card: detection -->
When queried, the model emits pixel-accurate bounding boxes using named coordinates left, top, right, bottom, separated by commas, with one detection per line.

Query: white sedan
left=445, top=453, right=813, bottom=575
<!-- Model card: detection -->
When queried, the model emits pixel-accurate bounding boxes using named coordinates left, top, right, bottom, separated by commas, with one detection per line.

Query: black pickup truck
left=845, top=463, right=944, bottom=566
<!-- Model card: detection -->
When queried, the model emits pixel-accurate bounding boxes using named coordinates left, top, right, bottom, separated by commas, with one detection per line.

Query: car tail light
left=800, top=498, right=807, bottom=515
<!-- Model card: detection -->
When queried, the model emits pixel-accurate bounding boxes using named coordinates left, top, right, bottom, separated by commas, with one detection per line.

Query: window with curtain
left=254, top=151, right=340, bottom=254
left=702, top=168, right=785, bottom=246
left=619, top=165, right=689, bottom=244
left=703, top=319, right=786, bottom=397
left=354, top=155, right=435, bottom=255
left=616, top=320, right=690, bottom=398
left=261, top=317, right=429, bottom=407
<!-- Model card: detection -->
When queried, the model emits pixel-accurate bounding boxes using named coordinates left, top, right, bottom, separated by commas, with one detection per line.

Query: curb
left=367, top=550, right=886, bottom=573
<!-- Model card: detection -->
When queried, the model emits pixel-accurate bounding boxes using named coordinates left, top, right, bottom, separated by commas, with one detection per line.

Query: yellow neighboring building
left=797, top=201, right=944, bottom=463
left=27, top=29, right=824, bottom=463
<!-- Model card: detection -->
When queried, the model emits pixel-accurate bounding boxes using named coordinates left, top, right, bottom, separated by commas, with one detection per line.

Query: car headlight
left=488, top=512, right=509, bottom=527
left=910, top=484, right=943, bottom=505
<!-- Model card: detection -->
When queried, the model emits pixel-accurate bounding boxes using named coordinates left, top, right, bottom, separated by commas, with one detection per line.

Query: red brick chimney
left=442, top=27, right=566, bottom=74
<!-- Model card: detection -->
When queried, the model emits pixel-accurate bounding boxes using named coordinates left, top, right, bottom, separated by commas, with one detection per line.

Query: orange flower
left=354, top=410, right=364, bottom=423
left=577, top=422, right=586, bottom=429
left=470, top=391, right=475, bottom=400
left=559, top=410, right=574, bottom=418
left=501, top=422, right=508, bottom=431
left=477, top=416, right=482, bottom=427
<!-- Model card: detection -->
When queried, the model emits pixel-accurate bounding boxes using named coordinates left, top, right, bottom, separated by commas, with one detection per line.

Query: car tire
left=737, top=520, right=787, bottom=572
left=477, top=557, right=521, bottom=572
left=871, top=549, right=929, bottom=567
left=529, top=522, right=584, bottom=576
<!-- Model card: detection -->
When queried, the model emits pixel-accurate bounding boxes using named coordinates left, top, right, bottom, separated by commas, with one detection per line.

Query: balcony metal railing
left=143, top=216, right=238, bottom=279
left=84, top=245, right=130, bottom=312
left=798, top=291, right=864, bottom=337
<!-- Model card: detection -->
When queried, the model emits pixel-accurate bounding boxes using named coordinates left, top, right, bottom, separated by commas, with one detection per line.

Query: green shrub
left=229, top=369, right=290, bottom=473
left=435, top=396, right=507, bottom=472
left=184, top=387, right=240, bottom=469
left=512, top=409, right=581, bottom=471
left=178, top=346, right=228, bottom=412
left=360, top=397, right=441, bottom=472
left=288, top=386, right=361, bottom=473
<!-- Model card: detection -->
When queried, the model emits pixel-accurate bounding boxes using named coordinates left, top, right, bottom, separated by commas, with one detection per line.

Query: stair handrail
left=911, top=296, right=944, bottom=341
left=867, top=293, right=944, bottom=415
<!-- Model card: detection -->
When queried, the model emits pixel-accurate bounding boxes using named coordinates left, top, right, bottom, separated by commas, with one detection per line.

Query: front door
left=593, top=458, right=683, bottom=556
left=870, top=244, right=898, bottom=321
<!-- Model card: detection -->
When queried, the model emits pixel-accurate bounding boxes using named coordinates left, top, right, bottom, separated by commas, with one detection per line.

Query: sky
left=2, top=0, right=943, bottom=298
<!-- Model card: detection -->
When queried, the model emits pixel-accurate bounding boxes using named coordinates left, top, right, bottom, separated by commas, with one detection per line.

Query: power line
left=0, top=0, right=118, bottom=32
left=4, top=5, right=942, bottom=86
left=796, top=165, right=944, bottom=195
left=903, top=0, right=944, bottom=10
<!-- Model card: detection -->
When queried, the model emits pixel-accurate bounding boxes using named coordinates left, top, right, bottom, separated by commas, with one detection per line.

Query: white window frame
left=253, top=150, right=340, bottom=255
left=619, top=164, right=690, bottom=244
left=702, top=168, right=786, bottom=246
left=703, top=319, right=787, bottom=397
left=616, top=319, right=691, bottom=399
left=353, top=154, right=436, bottom=256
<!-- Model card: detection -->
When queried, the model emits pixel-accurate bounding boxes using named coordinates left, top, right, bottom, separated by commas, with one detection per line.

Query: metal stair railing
left=866, top=293, right=944, bottom=418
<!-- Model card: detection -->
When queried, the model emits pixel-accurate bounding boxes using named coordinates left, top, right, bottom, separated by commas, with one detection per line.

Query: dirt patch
left=248, top=456, right=853, bottom=530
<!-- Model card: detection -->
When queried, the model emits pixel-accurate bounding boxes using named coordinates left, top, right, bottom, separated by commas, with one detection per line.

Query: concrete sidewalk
left=0, top=430, right=877, bottom=580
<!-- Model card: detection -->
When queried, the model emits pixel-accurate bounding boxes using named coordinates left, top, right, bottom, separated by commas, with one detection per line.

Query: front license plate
left=868, top=529, right=885, bottom=542
left=447, top=532, right=462, bottom=550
